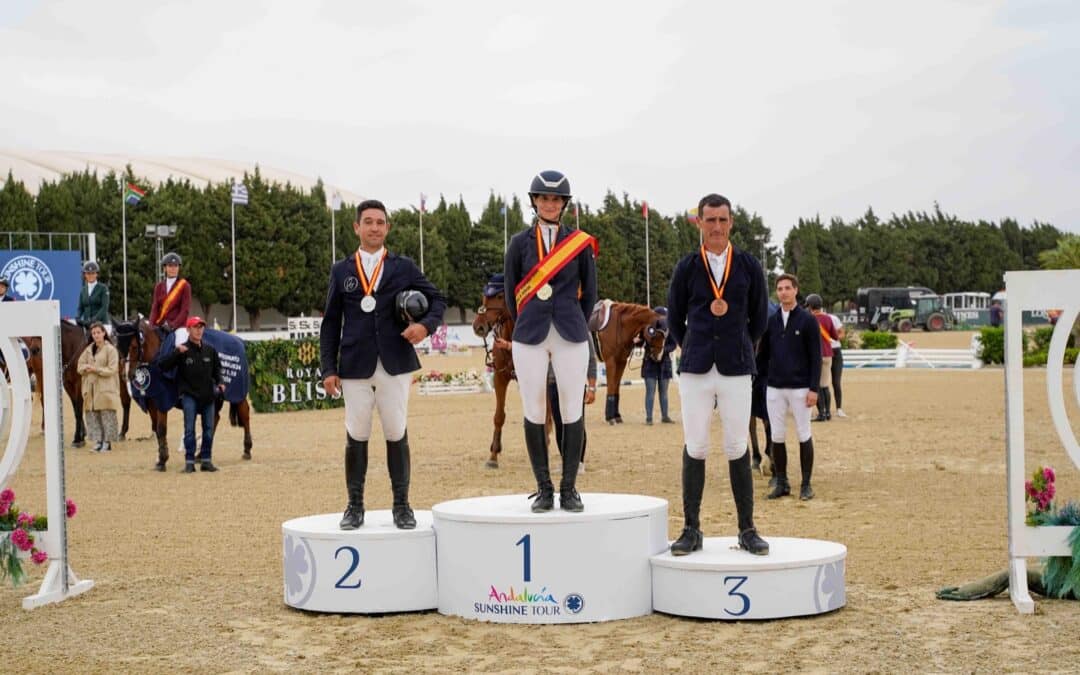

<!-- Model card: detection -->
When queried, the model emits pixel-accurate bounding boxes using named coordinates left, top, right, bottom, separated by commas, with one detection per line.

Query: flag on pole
left=420, top=193, right=427, bottom=214
left=499, top=204, right=507, bottom=216
left=124, top=182, right=145, bottom=206
left=642, top=201, right=648, bottom=218
left=687, top=207, right=699, bottom=223
left=331, top=191, right=342, bottom=210
left=231, top=183, right=249, bottom=205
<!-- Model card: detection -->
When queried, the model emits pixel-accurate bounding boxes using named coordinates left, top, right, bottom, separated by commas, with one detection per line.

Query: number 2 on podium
left=515, top=534, right=532, bottom=582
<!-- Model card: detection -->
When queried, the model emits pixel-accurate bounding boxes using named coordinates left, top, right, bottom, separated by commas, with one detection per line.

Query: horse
left=117, top=318, right=252, bottom=469
left=592, top=302, right=667, bottom=424
left=54, top=323, right=132, bottom=447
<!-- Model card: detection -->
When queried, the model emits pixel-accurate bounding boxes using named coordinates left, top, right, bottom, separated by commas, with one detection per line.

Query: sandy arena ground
left=3, top=331, right=1079, bottom=673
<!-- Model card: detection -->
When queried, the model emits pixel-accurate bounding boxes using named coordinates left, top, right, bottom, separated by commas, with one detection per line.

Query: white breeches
left=513, top=329, right=589, bottom=425
left=677, top=367, right=751, bottom=461
left=766, top=386, right=813, bottom=443
left=341, top=359, right=412, bottom=442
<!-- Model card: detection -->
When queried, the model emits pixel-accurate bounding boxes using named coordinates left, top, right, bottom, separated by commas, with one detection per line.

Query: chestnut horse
left=594, top=302, right=667, bottom=424
left=117, top=318, right=252, bottom=469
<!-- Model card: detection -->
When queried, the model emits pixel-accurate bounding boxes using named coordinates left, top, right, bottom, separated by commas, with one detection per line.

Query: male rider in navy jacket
left=666, top=193, right=769, bottom=557
left=758, top=273, right=821, bottom=501
left=321, top=199, right=447, bottom=531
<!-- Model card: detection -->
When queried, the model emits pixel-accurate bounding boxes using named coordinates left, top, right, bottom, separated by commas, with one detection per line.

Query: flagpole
left=575, top=202, right=580, bottom=230
left=121, top=184, right=128, bottom=319
left=503, top=200, right=508, bottom=253
left=330, top=206, right=336, bottom=266
left=419, top=197, right=425, bottom=273
left=644, top=202, right=651, bottom=307
left=231, top=200, right=238, bottom=332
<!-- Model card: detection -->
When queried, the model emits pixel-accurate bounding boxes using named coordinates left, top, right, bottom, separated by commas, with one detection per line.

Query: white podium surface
left=433, top=493, right=668, bottom=623
left=651, top=536, right=846, bottom=620
left=282, top=511, right=437, bottom=613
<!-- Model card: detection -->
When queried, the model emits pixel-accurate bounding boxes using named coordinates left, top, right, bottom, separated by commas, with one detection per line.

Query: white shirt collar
left=359, top=247, right=385, bottom=263
left=165, top=277, right=176, bottom=291
left=87, top=281, right=97, bottom=293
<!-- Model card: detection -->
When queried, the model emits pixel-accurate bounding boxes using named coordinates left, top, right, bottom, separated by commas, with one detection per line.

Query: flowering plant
left=0, top=488, right=77, bottom=586
left=1025, top=466, right=1056, bottom=524
left=413, top=370, right=449, bottom=384
left=413, top=369, right=483, bottom=385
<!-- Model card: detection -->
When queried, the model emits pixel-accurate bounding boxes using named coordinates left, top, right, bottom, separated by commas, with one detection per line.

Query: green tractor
left=888, top=294, right=955, bottom=332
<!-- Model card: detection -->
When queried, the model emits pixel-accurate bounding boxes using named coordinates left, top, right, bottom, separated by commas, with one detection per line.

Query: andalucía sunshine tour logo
left=474, top=584, right=585, bottom=617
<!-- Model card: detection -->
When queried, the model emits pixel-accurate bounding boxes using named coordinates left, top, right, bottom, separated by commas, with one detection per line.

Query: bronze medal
left=711, top=298, right=728, bottom=316
left=537, top=283, right=553, bottom=301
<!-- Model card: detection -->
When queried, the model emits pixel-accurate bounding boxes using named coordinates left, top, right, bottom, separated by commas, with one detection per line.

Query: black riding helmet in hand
left=396, top=290, right=429, bottom=324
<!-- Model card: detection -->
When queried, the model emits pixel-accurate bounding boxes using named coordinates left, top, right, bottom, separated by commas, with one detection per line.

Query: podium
left=433, top=493, right=668, bottom=623
left=282, top=511, right=437, bottom=613
left=651, top=537, right=847, bottom=620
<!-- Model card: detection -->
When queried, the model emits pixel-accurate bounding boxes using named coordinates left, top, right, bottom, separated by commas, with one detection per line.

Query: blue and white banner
left=231, top=183, right=249, bottom=205
left=130, top=328, right=250, bottom=412
left=0, top=250, right=81, bottom=317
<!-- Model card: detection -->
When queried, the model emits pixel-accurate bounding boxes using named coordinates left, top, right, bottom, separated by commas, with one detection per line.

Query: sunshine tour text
left=271, top=367, right=329, bottom=405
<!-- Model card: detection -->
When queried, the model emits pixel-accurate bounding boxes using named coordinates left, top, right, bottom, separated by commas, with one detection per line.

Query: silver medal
left=361, top=295, right=376, bottom=313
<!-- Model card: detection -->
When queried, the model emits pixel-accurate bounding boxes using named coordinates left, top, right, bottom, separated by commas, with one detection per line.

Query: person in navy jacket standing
left=666, top=193, right=769, bottom=556
left=321, top=199, right=447, bottom=530
left=504, top=170, right=598, bottom=513
left=759, top=273, right=822, bottom=501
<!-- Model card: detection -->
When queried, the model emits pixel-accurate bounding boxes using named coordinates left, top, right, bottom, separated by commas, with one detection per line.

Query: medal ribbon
left=154, top=278, right=188, bottom=325
left=354, top=250, right=387, bottom=296
left=700, top=243, right=732, bottom=301
left=514, top=228, right=598, bottom=310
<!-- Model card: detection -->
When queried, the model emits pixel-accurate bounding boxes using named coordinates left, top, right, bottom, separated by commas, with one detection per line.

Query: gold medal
left=711, top=298, right=728, bottom=316
left=536, top=283, right=553, bottom=301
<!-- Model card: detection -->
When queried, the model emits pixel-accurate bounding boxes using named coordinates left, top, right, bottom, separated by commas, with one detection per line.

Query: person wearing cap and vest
left=666, top=192, right=769, bottom=557
left=805, top=293, right=839, bottom=422
left=76, top=260, right=111, bottom=328
left=759, top=274, right=822, bottom=501
left=150, top=252, right=191, bottom=333
left=158, top=316, right=225, bottom=473
left=321, top=199, right=447, bottom=530
left=504, top=170, right=598, bottom=513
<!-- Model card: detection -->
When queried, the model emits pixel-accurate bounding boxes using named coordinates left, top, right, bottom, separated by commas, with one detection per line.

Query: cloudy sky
left=1, top=0, right=1077, bottom=245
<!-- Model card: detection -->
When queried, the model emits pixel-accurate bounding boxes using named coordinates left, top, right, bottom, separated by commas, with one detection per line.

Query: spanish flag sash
left=514, top=228, right=598, bottom=310
left=154, top=278, right=188, bottom=325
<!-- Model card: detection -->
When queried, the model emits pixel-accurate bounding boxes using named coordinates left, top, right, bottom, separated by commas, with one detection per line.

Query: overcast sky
left=2, top=0, right=1077, bottom=246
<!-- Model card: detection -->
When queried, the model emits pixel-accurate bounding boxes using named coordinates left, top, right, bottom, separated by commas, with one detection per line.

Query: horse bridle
left=477, top=303, right=513, bottom=374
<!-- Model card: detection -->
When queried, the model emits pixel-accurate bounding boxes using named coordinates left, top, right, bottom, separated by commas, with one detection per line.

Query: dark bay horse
left=51, top=323, right=132, bottom=447
left=117, top=318, right=253, bottom=469
left=593, top=302, right=667, bottom=424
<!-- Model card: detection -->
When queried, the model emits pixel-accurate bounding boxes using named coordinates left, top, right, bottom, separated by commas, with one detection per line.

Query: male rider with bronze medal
left=666, top=193, right=770, bottom=556
left=321, top=199, right=447, bottom=531
left=504, top=170, right=597, bottom=513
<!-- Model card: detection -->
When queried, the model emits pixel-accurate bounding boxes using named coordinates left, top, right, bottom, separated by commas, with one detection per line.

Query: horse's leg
left=240, top=400, right=252, bottom=459
left=487, top=373, right=508, bottom=468
left=604, top=357, right=619, bottom=424
left=70, top=388, right=85, bottom=447
left=154, top=407, right=170, bottom=470
left=611, top=357, right=628, bottom=423
left=118, top=370, right=131, bottom=440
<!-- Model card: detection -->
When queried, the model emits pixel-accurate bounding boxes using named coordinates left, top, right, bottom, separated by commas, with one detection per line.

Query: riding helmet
left=396, top=290, right=429, bottom=323
left=161, top=252, right=182, bottom=266
left=82, top=260, right=100, bottom=274
left=528, top=170, right=572, bottom=216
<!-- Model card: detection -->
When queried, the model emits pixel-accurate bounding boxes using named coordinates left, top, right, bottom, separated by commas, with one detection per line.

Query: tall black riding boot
left=339, top=434, right=368, bottom=530
left=730, top=451, right=769, bottom=555
left=559, top=419, right=585, bottom=512
left=767, top=443, right=791, bottom=499
left=387, top=432, right=416, bottom=529
left=670, top=448, right=705, bottom=556
left=524, top=419, right=554, bottom=512
left=799, top=438, right=815, bottom=501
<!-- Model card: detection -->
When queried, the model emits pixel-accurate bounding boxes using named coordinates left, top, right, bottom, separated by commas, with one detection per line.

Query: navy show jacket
left=504, top=223, right=597, bottom=345
left=759, top=304, right=822, bottom=391
left=666, top=245, right=767, bottom=376
left=320, top=251, right=447, bottom=379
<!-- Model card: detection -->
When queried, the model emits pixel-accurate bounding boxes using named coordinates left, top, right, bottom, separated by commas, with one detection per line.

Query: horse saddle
left=588, top=299, right=614, bottom=333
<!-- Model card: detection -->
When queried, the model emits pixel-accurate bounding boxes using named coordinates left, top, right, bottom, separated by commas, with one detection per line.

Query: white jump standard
left=281, top=512, right=437, bottom=614
left=434, top=493, right=667, bottom=624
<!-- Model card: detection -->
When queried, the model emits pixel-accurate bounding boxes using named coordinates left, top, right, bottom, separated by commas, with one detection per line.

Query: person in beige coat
left=78, top=321, right=121, bottom=452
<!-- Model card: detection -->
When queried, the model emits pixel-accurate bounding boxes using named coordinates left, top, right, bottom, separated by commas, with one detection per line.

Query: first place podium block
left=282, top=511, right=437, bottom=614
left=433, top=493, right=668, bottom=624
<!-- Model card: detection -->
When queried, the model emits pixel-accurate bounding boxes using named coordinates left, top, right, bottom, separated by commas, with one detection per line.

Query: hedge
left=859, top=331, right=898, bottom=350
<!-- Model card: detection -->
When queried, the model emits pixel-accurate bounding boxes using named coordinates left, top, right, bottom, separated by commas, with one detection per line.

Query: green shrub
left=859, top=331, right=898, bottom=350
left=978, top=327, right=1004, bottom=364
left=1032, top=326, right=1055, bottom=352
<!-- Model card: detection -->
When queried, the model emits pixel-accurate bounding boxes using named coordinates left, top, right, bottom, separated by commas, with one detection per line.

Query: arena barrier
left=0, top=301, right=93, bottom=609
left=1005, top=270, right=1079, bottom=614
left=843, top=338, right=982, bottom=370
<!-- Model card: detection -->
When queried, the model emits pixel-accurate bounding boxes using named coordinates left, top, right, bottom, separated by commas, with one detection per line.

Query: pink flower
left=66, top=499, right=77, bottom=518
left=31, top=549, right=48, bottom=565
left=17, top=512, right=33, bottom=527
left=10, top=528, right=33, bottom=551
left=0, top=500, right=9, bottom=517
left=1025, top=480, right=1035, bottom=497
left=1043, top=467, right=1055, bottom=482
left=1046, top=483, right=1055, bottom=499
left=0, top=488, right=13, bottom=503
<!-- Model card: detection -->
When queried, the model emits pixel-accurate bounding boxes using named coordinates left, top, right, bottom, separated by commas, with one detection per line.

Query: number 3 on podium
left=723, top=575, right=750, bottom=616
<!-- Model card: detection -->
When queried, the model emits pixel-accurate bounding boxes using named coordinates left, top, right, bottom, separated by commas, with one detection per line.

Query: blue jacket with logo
left=504, top=224, right=597, bottom=345
left=666, top=246, right=767, bottom=376
left=759, top=304, right=822, bottom=391
left=320, top=252, right=447, bottom=379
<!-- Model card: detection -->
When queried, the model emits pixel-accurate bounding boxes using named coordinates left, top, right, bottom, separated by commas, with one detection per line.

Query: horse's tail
left=229, top=401, right=240, bottom=427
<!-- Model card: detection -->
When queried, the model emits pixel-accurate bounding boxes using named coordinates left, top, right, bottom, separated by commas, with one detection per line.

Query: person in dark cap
left=150, top=252, right=191, bottom=333
left=158, top=316, right=225, bottom=473
left=321, top=199, right=447, bottom=530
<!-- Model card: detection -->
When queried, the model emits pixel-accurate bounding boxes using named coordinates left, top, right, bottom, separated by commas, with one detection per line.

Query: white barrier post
left=1004, top=270, right=1079, bottom=614
left=0, top=301, right=94, bottom=609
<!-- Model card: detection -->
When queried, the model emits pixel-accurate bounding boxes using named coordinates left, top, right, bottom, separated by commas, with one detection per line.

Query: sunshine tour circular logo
left=0, top=255, right=55, bottom=301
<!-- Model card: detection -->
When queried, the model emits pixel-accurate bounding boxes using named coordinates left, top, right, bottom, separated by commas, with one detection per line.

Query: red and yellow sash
left=154, top=278, right=188, bottom=325
left=514, top=228, right=598, bottom=310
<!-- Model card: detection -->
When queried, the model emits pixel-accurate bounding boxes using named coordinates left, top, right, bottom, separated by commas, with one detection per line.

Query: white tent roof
left=0, top=149, right=363, bottom=206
